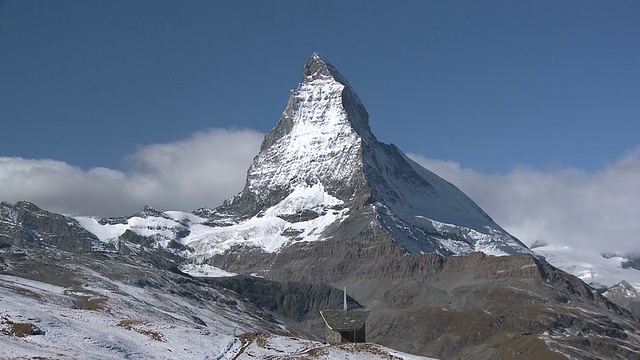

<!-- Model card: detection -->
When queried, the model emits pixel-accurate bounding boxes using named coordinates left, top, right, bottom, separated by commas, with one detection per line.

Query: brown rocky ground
left=207, top=233, right=640, bottom=359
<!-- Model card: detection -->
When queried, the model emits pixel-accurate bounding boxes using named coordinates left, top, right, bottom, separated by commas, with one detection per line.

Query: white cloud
left=0, top=128, right=263, bottom=217
left=2, top=127, right=639, bottom=257
left=408, top=149, right=640, bottom=254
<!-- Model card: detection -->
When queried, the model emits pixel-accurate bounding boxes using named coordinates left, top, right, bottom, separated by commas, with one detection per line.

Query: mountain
left=2, top=54, right=640, bottom=359
left=68, top=53, right=532, bottom=265
left=194, top=52, right=530, bottom=257
left=0, top=200, right=109, bottom=253
left=604, top=280, right=640, bottom=317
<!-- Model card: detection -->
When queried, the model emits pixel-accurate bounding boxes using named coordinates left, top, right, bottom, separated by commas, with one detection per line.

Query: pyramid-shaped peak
left=302, top=52, right=349, bottom=85
left=194, top=54, right=530, bottom=258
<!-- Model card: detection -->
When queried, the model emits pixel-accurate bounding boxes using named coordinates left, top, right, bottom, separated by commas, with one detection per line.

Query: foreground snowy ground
left=0, top=273, right=434, bottom=359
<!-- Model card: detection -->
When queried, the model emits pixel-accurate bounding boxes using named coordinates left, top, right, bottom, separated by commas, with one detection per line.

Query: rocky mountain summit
left=605, top=280, right=640, bottom=317
left=2, top=54, right=640, bottom=359
left=207, top=52, right=530, bottom=257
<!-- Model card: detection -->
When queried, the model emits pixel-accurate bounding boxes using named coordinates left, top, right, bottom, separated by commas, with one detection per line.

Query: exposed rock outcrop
left=605, top=280, right=640, bottom=317
left=0, top=201, right=106, bottom=253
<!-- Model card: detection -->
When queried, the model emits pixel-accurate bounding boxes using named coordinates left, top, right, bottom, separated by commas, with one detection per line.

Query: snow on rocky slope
left=0, top=250, right=433, bottom=360
left=0, top=279, right=430, bottom=359
left=73, top=204, right=640, bottom=292
left=74, top=183, right=351, bottom=260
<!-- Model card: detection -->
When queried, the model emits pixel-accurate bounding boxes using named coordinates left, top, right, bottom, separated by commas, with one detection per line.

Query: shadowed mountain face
left=0, top=201, right=107, bottom=253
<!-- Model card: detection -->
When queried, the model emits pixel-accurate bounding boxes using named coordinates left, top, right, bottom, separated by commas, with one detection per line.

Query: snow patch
left=164, top=210, right=204, bottom=223
left=264, top=183, right=342, bottom=217
left=75, top=212, right=190, bottom=248
left=74, top=216, right=127, bottom=244
left=246, top=75, right=365, bottom=200
left=182, top=184, right=348, bottom=257
left=179, top=264, right=237, bottom=278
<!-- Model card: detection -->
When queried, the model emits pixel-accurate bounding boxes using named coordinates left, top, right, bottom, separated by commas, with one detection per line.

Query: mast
left=343, top=286, right=347, bottom=311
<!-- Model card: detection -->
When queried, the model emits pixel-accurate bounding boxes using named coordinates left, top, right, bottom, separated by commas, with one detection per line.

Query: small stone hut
left=320, top=288, right=370, bottom=344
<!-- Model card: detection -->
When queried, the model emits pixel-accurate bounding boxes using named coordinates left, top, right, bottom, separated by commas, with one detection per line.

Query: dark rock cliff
left=0, top=201, right=104, bottom=253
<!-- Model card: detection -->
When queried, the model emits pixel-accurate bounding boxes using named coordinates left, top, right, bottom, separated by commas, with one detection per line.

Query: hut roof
left=320, top=309, right=370, bottom=331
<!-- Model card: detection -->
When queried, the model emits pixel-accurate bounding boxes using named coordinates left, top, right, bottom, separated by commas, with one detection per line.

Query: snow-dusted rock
left=187, top=53, right=530, bottom=257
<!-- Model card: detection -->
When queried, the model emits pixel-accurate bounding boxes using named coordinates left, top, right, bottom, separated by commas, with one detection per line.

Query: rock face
left=205, top=275, right=363, bottom=323
left=622, top=254, right=640, bottom=271
left=222, top=52, right=373, bottom=219
left=208, top=237, right=640, bottom=359
left=0, top=201, right=105, bottom=253
left=605, top=280, right=640, bottom=317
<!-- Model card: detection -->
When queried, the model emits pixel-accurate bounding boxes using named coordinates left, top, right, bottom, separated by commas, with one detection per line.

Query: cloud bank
left=408, top=149, right=640, bottom=255
left=0, top=128, right=263, bottom=217
left=1, top=127, right=639, bottom=255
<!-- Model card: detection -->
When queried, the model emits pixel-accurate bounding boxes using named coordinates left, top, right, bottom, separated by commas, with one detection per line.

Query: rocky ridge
left=605, top=280, right=640, bottom=317
left=0, top=201, right=107, bottom=253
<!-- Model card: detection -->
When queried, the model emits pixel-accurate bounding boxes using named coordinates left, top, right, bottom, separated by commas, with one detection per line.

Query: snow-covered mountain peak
left=298, top=53, right=373, bottom=141
left=72, top=54, right=530, bottom=258
left=208, top=54, right=531, bottom=256
left=223, top=54, right=375, bottom=219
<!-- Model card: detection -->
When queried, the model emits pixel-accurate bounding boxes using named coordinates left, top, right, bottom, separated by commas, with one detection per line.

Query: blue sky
left=1, top=1, right=640, bottom=253
left=2, top=1, right=639, bottom=172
